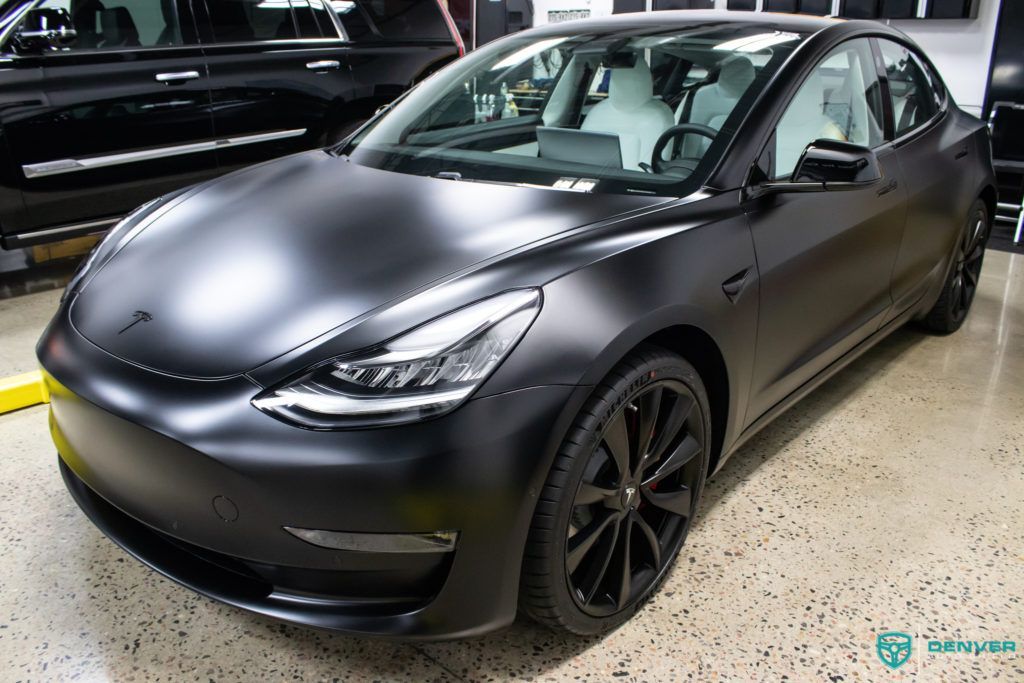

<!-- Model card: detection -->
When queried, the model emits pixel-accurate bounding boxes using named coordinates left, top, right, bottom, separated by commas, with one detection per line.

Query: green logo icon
left=877, top=632, right=913, bottom=670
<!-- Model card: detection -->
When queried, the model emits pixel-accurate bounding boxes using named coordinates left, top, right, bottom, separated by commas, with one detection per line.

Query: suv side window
left=877, top=39, right=944, bottom=138
left=30, top=0, right=187, bottom=48
left=345, top=0, right=450, bottom=41
left=771, top=38, right=885, bottom=180
left=292, top=1, right=341, bottom=39
left=329, top=1, right=374, bottom=40
left=205, top=0, right=340, bottom=42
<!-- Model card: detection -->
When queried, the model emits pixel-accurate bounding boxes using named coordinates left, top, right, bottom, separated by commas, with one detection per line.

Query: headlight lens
left=253, top=289, right=542, bottom=428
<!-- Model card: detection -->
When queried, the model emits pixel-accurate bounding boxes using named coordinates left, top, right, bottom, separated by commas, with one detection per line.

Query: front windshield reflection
left=344, top=25, right=806, bottom=197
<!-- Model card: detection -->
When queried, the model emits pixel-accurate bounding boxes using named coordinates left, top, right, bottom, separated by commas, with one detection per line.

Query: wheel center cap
left=621, top=486, right=637, bottom=510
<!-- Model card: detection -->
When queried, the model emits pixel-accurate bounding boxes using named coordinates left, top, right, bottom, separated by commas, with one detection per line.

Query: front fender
left=485, top=196, right=759, bottom=455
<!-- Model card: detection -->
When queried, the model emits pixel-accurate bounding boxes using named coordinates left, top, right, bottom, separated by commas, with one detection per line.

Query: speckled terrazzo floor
left=1, top=251, right=1022, bottom=682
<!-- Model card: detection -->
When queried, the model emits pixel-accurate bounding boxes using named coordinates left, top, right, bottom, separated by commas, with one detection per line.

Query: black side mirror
left=13, top=8, right=78, bottom=54
left=753, top=139, right=883, bottom=197
left=793, top=139, right=882, bottom=185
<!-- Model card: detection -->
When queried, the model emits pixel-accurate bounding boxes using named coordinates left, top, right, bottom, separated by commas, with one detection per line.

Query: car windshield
left=341, top=23, right=808, bottom=197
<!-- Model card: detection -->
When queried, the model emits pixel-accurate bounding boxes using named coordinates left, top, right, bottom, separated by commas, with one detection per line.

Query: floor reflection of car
left=0, top=0, right=462, bottom=248
left=41, top=11, right=995, bottom=639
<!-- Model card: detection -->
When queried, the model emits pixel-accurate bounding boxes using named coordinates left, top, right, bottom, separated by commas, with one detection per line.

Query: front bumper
left=40, top=305, right=587, bottom=639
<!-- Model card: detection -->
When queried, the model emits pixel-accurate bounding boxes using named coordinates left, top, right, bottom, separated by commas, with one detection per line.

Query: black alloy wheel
left=567, top=379, right=703, bottom=616
left=520, top=345, right=710, bottom=634
left=922, top=199, right=989, bottom=333
left=949, top=209, right=987, bottom=323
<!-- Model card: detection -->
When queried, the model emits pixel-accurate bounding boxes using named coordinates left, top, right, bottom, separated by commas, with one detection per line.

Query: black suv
left=0, top=0, right=462, bottom=247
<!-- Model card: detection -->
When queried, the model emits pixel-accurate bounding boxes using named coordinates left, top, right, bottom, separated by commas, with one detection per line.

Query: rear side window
left=329, top=0, right=375, bottom=40
left=877, top=39, right=944, bottom=138
left=292, top=0, right=342, bottom=39
left=338, top=0, right=451, bottom=41
left=204, top=0, right=341, bottom=42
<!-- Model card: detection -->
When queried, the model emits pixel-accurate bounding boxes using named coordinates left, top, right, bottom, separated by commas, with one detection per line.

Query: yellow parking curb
left=0, top=371, right=49, bottom=414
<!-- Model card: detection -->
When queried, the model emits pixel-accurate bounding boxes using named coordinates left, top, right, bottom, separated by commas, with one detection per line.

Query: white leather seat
left=580, top=59, right=673, bottom=170
left=822, top=54, right=884, bottom=148
left=677, top=56, right=755, bottom=158
left=774, top=70, right=847, bottom=179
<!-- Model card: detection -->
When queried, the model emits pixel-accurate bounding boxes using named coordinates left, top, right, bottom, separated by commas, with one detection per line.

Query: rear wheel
left=921, top=199, right=989, bottom=334
left=520, top=345, right=710, bottom=634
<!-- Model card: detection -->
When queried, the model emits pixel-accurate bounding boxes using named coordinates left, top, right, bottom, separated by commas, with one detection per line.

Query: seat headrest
left=100, top=7, right=139, bottom=46
left=717, top=56, right=755, bottom=98
left=607, top=58, right=654, bottom=112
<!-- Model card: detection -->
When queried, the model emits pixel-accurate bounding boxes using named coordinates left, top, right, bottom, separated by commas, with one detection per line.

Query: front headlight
left=253, top=289, right=542, bottom=428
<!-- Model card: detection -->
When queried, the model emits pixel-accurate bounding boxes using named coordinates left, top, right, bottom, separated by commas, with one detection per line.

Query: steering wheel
left=652, top=124, right=718, bottom=175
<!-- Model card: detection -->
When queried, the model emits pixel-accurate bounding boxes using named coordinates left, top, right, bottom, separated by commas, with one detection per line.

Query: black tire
left=921, top=199, right=990, bottom=334
left=520, top=344, right=711, bottom=635
left=325, top=118, right=368, bottom=146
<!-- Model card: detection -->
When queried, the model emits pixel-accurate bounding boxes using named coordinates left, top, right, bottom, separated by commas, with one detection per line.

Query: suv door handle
left=155, top=71, right=200, bottom=84
left=306, top=60, right=341, bottom=71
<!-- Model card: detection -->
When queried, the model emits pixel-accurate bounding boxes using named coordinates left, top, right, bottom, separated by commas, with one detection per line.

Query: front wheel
left=520, top=345, right=711, bottom=634
left=920, top=199, right=989, bottom=334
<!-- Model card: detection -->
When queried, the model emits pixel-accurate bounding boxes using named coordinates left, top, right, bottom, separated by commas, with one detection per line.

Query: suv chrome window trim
left=0, top=0, right=353, bottom=52
left=320, top=0, right=351, bottom=42
left=197, top=36, right=346, bottom=47
left=22, top=128, right=307, bottom=178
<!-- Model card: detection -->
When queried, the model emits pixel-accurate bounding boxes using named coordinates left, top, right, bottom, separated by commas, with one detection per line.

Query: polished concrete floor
left=1, top=251, right=1022, bottom=682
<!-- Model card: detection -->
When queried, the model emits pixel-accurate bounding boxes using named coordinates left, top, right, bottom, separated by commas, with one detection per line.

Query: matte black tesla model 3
left=39, top=11, right=995, bottom=638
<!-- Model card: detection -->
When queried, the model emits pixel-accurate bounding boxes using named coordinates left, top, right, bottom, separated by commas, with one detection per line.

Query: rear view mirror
left=13, top=8, right=77, bottom=54
left=753, top=139, right=883, bottom=197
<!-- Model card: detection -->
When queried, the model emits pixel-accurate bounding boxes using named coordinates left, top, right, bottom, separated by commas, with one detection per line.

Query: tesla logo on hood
left=118, top=310, right=153, bottom=334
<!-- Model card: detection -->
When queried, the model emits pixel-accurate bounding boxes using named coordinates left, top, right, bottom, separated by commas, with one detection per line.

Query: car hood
left=70, top=151, right=659, bottom=379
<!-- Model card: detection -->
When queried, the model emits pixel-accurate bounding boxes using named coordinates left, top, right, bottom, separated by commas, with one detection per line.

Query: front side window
left=16, top=0, right=187, bottom=49
left=771, top=38, right=884, bottom=180
left=878, top=39, right=943, bottom=138
left=342, top=26, right=809, bottom=197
